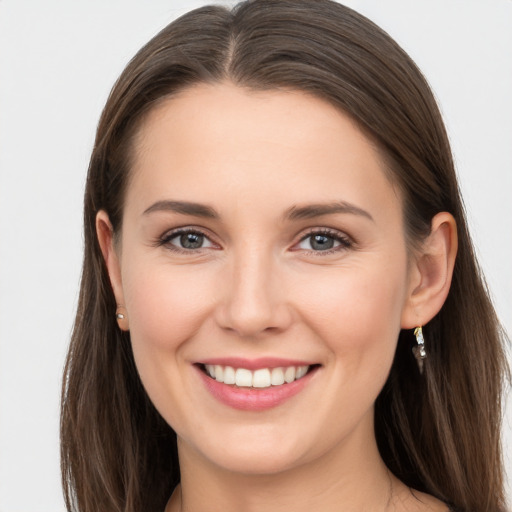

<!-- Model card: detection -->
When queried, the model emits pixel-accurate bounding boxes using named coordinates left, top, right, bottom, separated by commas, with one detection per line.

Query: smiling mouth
left=198, top=363, right=320, bottom=389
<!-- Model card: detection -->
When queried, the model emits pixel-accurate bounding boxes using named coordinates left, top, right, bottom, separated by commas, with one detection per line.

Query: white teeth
left=253, top=369, right=271, bottom=388
left=235, top=368, right=253, bottom=387
left=214, top=365, right=224, bottom=382
left=223, top=366, right=236, bottom=385
left=296, top=366, right=308, bottom=379
left=284, top=366, right=296, bottom=383
left=271, top=367, right=285, bottom=385
left=204, top=364, right=311, bottom=388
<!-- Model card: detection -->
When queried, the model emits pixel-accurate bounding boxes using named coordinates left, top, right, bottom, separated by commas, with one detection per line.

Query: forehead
left=133, top=82, right=377, bottom=168
left=126, top=82, right=400, bottom=223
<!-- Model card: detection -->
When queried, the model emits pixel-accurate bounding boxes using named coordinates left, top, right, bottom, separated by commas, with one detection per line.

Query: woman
left=60, top=1, right=509, bottom=511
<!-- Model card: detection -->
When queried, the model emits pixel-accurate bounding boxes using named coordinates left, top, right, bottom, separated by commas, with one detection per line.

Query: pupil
left=180, top=233, right=203, bottom=249
left=311, top=234, right=334, bottom=250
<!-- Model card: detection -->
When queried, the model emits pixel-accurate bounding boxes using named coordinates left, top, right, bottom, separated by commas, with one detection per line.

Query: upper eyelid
left=161, top=226, right=214, bottom=240
left=296, top=227, right=352, bottom=242
left=157, top=227, right=219, bottom=251
left=157, top=225, right=352, bottom=248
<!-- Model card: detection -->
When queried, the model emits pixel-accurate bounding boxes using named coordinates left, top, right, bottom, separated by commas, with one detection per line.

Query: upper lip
left=197, top=357, right=317, bottom=371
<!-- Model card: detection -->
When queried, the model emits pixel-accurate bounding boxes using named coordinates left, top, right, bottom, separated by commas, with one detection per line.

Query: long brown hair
left=61, top=1, right=509, bottom=511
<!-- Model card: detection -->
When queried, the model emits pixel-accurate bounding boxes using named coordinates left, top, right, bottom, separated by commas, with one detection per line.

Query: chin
left=181, top=429, right=311, bottom=476
left=212, top=449, right=306, bottom=476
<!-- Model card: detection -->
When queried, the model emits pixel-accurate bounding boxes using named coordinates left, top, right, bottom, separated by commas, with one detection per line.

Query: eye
left=160, top=229, right=216, bottom=251
left=295, top=229, right=352, bottom=253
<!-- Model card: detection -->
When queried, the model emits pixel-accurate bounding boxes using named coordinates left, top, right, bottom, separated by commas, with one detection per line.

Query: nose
left=215, top=250, right=293, bottom=338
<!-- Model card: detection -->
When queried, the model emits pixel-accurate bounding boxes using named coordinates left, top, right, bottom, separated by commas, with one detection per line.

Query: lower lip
left=196, top=366, right=318, bottom=411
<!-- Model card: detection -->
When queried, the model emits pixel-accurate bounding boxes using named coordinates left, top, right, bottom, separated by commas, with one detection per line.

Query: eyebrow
left=143, top=200, right=218, bottom=218
left=142, top=199, right=373, bottom=222
left=285, top=202, right=374, bottom=222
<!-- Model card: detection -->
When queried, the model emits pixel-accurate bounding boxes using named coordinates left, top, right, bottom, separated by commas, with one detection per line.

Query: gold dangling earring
left=412, top=326, right=427, bottom=374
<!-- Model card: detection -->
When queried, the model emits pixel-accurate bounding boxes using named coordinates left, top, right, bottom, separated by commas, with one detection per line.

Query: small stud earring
left=115, top=306, right=128, bottom=331
left=412, top=326, right=427, bottom=374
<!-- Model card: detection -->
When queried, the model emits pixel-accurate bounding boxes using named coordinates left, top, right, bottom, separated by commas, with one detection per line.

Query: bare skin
left=97, top=83, right=456, bottom=512
left=165, top=444, right=449, bottom=512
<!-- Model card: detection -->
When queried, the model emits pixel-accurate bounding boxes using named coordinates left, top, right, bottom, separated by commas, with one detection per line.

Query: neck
left=168, top=423, right=396, bottom=512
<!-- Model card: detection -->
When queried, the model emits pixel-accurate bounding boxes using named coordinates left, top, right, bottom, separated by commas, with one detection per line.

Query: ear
left=96, top=210, right=129, bottom=331
left=401, top=212, right=458, bottom=329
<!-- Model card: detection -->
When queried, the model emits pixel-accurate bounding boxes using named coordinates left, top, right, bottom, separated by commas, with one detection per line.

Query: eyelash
left=156, top=227, right=353, bottom=255
left=295, top=228, right=353, bottom=255
left=156, top=227, right=217, bottom=254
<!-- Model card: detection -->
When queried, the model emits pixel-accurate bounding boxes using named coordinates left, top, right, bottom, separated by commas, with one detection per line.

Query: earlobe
left=401, top=212, right=458, bottom=329
left=96, top=211, right=128, bottom=329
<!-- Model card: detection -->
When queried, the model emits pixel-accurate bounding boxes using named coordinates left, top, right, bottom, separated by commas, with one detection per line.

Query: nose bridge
left=218, top=242, right=290, bottom=336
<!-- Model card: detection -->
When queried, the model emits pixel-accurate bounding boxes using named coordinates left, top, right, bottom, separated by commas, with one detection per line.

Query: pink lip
left=198, top=357, right=314, bottom=371
left=195, top=364, right=319, bottom=411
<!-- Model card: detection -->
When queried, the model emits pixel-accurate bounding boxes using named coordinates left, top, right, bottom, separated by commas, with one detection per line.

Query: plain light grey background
left=1, top=1, right=511, bottom=511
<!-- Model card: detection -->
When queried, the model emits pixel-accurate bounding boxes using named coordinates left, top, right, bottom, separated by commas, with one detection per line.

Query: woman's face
left=107, top=83, right=418, bottom=474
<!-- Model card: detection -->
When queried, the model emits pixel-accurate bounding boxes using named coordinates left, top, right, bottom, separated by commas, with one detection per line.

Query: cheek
left=123, top=262, right=214, bottom=348
left=291, top=256, right=408, bottom=363
left=291, top=259, right=408, bottom=434
left=120, top=261, right=217, bottom=428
